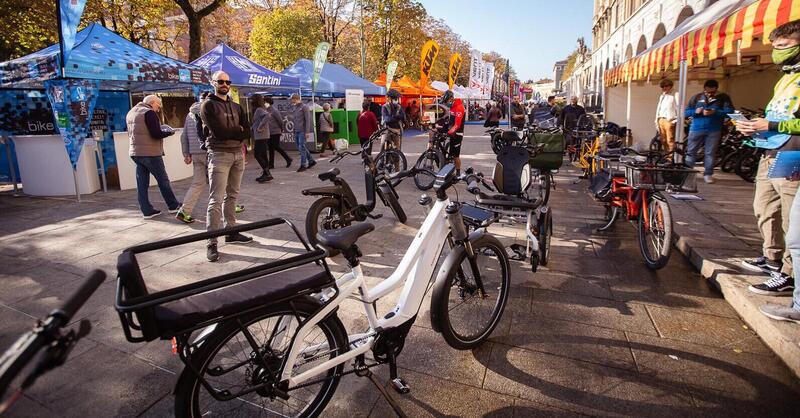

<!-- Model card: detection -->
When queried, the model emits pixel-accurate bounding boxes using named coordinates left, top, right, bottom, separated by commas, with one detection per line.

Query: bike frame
left=609, top=178, right=651, bottom=225
left=279, top=197, right=454, bottom=388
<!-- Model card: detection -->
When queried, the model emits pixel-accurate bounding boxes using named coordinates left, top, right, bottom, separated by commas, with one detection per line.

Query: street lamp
left=359, top=0, right=374, bottom=78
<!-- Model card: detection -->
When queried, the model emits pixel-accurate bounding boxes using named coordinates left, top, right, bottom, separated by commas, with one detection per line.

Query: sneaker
left=225, top=233, right=254, bottom=244
left=286, top=158, right=293, bottom=168
left=207, top=244, right=219, bottom=262
left=143, top=210, right=162, bottom=219
left=308, top=160, right=317, bottom=169
left=760, top=303, right=800, bottom=323
left=235, top=204, right=245, bottom=214
left=703, top=175, right=715, bottom=184
left=741, top=256, right=781, bottom=274
left=256, top=172, right=273, bottom=183
left=168, top=205, right=182, bottom=214
left=175, top=210, right=195, bottom=224
left=748, top=272, right=794, bottom=295
left=297, top=166, right=307, bottom=173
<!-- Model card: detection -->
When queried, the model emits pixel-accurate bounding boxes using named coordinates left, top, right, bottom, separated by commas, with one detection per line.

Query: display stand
left=113, top=129, right=193, bottom=191
left=12, top=135, right=100, bottom=197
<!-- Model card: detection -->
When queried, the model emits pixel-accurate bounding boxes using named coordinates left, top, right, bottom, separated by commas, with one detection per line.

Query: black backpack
left=492, top=146, right=531, bottom=195
left=193, top=113, right=207, bottom=150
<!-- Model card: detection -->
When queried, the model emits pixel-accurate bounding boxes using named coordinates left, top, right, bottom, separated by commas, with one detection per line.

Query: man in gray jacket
left=176, top=97, right=207, bottom=224
left=126, top=94, right=181, bottom=219
left=290, top=93, right=316, bottom=172
left=202, top=71, right=252, bottom=262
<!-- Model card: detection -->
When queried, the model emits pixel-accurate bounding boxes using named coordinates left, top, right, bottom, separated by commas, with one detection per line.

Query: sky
left=419, top=0, right=594, bottom=82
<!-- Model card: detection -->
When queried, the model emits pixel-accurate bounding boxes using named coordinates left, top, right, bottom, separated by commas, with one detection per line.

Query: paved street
left=1, top=125, right=799, bottom=417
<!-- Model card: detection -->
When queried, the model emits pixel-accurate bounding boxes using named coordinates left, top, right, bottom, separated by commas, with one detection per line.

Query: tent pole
left=675, top=59, right=688, bottom=164
left=72, top=168, right=81, bottom=202
left=1, top=136, right=18, bottom=192
left=625, top=79, right=632, bottom=145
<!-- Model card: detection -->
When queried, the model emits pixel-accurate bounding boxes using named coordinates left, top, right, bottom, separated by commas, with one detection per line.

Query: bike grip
left=60, top=270, right=106, bottom=322
left=467, top=180, right=480, bottom=195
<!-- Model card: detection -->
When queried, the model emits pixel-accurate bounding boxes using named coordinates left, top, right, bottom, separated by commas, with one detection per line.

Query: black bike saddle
left=319, top=168, right=340, bottom=181
left=316, top=222, right=375, bottom=251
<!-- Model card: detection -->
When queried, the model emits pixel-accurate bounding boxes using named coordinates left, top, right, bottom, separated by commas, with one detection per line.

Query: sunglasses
left=215, top=80, right=232, bottom=85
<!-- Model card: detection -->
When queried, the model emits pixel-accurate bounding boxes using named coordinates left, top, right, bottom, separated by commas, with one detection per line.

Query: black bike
left=413, top=124, right=453, bottom=190
left=0, top=270, right=106, bottom=414
left=373, top=127, right=407, bottom=187
left=303, top=136, right=407, bottom=255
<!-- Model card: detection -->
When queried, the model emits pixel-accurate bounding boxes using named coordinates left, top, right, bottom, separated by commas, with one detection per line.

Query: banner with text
left=448, top=53, right=462, bottom=89
left=44, top=79, right=100, bottom=169
left=419, top=40, right=440, bottom=88
left=468, top=49, right=483, bottom=93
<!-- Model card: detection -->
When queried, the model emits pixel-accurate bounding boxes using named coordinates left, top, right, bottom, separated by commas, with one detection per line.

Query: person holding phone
left=684, top=79, right=734, bottom=184
left=736, top=20, right=800, bottom=322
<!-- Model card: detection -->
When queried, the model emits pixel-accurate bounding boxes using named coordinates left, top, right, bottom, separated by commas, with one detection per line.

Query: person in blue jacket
left=684, top=79, right=735, bottom=183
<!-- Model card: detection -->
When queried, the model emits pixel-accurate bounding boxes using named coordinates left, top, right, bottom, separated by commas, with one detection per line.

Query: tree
left=249, top=8, right=321, bottom=70
left=363, top=0, right=427, bottom=80
left=84, top=0, right=179, bottom=54
left=0, top=0, right=58, bottom=61
left=173, top=0, right=226, bottom=61
left=306, top=0, right=355, bottom=63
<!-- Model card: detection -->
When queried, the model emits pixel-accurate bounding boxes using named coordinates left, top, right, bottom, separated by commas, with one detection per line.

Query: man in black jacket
left=202, top=70, right=252, bottom=262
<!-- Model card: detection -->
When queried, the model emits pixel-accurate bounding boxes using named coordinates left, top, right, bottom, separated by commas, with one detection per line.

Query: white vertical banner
left=469, top=49, right=482, bottom=92
left=484, top=62, right=495, bottom=99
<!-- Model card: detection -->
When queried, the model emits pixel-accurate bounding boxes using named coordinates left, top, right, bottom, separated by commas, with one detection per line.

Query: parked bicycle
left=115, top=164, right=510, bottom=418
left=594, top=148, right=698, bottom=269
left=303, top=135, right=407, bottom=255
left=0, top=270, right=106, bottom=414
left=413, top=123, right=453, bottom=190
left=374, top=127, right=407, bottom=187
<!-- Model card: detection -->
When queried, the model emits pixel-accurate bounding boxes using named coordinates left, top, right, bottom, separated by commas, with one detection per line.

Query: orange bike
left=595, top=148, right=697, bottom=269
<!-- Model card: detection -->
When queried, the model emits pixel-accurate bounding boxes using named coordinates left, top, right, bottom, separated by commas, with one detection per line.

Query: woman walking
left=318, top=103, right=335, bottom=157
left=357, top=101, right=378, bottom=155
left=250, top=94, right=273, bottom=183
left=264, top=96, right=291, bottom=169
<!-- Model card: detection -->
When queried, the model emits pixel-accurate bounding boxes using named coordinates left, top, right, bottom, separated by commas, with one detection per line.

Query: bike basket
left=529, top=132, right=565, bottom=170
left=624, top=165, right=698, bottom=192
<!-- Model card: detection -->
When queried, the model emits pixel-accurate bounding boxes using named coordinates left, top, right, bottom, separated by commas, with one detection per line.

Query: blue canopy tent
left=190, top=44, right=299, bottom=95
left=281, top=59, right=386, bottom=97
left=0, top=23, right=211, bottom=199
left=0, top=23, right=210, bottom=91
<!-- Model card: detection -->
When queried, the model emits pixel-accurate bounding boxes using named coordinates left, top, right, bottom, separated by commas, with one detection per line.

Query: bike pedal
left=367, top=213, right=384, bottom=220
left=390, top=378, right=411, bottom=394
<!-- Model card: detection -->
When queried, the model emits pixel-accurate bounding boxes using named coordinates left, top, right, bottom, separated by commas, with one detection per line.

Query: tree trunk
left=187, top=15, right=202, bottom=61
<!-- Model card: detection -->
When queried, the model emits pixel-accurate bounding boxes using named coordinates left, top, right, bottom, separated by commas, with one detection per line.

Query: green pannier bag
left=529, top=132, right=565, bottom=170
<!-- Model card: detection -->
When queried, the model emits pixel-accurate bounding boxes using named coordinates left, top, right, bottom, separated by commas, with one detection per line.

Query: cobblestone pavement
left=1, top=125, right=798, bottom=417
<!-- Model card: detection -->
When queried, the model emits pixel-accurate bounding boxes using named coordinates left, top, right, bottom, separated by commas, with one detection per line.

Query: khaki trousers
left=206, top=150, right=245, bottom=245
left=754, top=156, right=799, bottom=275
left=657, top=118, right=676, bottom=151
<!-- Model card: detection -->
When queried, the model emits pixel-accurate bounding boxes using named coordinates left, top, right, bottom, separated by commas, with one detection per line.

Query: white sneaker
left=703, top=175, right=715, bottom=184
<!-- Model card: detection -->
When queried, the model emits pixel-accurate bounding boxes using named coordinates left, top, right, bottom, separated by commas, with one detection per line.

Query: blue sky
left=420, top=0, right=594, bottom=81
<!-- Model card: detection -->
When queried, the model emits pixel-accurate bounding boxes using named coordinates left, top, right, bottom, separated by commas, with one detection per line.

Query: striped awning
left=604, top=0, right=800, bottom=87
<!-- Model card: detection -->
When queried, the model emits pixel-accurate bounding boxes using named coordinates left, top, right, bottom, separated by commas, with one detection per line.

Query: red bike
left=596, top=148, right=697, bottom=269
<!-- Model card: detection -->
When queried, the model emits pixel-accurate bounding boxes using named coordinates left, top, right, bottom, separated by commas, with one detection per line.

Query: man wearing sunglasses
left=201, top=70, right=253, bottom=262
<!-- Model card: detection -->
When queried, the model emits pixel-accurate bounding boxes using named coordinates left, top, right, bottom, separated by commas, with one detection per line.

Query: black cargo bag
left=529, top=131, right=565, bottom=170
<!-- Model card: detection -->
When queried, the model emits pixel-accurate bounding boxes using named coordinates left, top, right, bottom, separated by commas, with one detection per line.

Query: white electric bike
left=129, top=164, right=512, bottom=417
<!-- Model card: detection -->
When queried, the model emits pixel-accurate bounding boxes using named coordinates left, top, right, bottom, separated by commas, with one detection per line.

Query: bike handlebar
left=59, top=270, right=106, bottom=323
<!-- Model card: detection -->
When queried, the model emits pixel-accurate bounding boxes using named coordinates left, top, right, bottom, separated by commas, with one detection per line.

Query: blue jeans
left=685, top=130, right=721, bottom=176
left=786, top=189, right=800, bottom=310
left=294, top=131, right=314, bottom=167
left=131, top=156, right=180, bottom=215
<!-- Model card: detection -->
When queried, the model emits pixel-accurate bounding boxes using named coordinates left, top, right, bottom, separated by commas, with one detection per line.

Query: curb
left=672, top=213, right=800, bottom=379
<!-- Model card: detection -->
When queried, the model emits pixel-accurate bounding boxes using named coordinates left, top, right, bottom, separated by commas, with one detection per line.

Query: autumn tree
left=0, top=0, right=58, bottom=61
left=249, top=8, right=322, bottom=70
left=173, top=0, right=227, bottom=61
left=363, top=0, right=427, bottom=80
left=303, top=0, right=355, bottom=64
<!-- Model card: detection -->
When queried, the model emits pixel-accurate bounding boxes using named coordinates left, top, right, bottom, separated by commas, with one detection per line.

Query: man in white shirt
left=654, top=78, right=679, bottom=152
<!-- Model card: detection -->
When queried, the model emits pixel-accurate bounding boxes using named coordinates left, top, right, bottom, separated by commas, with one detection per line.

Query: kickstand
left=366, top=371, right=407, bottom=418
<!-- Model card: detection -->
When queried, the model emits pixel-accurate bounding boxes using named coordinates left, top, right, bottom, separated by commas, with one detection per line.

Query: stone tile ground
left=0, top=126, right=797, bottom=417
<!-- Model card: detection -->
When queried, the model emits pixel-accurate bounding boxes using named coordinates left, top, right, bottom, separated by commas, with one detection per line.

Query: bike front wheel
left=174, top=300, right=348, bottom=418
left=638, top=193, right=673, bottom=270
left=306, top=197, right=350, bottom=256
left=413, top=149, right=442, bottom=190
left=431, top=234, right=510, bottom=350
left=375, top=149, right=407, bottom=187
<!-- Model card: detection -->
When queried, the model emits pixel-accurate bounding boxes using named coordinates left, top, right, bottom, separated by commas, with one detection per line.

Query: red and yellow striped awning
left=604, top=0, right=800, bottom=87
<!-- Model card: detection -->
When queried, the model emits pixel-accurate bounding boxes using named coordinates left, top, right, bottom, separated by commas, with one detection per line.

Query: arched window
left=676, top=6, right=694, bottom=28
left=636, top=35, right=647, bottom=55
left=653, top=23, right=666, bottom=44
left=625, top=44, right=633, bottom=60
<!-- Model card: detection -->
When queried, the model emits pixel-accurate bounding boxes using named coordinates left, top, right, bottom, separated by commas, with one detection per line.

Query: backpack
left=193, top=113, right=207, bottom=150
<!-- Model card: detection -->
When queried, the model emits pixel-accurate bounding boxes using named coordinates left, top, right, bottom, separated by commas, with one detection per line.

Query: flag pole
left=55, top=0, right=66, bottom=78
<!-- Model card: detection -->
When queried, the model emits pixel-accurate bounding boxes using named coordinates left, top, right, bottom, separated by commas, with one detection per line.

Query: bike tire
left=531, top=169, right=552, bottom=205
left=637, top=193, right=673, bottom=270
left=174, top=299, right=348, bottom=418
left=720, top=151, right=738, bottom=173
left=537, top=210, right=553, bottom=266
left=431, top=234, right=510, bottom=350
left=375, top=149, right=407, bottom=187
left=413, top=149, right=443, bottom=190
left=306, top=197, right=349, bottom=257
left=735, top=152, right=758, bottom=183
left=377, top=182, right=408, bottom=224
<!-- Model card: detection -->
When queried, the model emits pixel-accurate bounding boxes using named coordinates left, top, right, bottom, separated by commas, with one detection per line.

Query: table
left=113, top=129, right=193, bottom=191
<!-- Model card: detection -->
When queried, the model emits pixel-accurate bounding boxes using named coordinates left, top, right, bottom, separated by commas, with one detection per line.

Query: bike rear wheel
left=174, top=300, right=347, bottom=418
left=720, top=151, right=738, bottom=173
left=735, top=152, right=758, bottom=183
left=306, top=197, right=350, bottom=256
left=637, top=193, right=673, bottom=270
left=432, top=234, right=510, bottom=350
left=375, top=149, right=407, bottom=187
left=413, top=149, right=442, bottom=190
